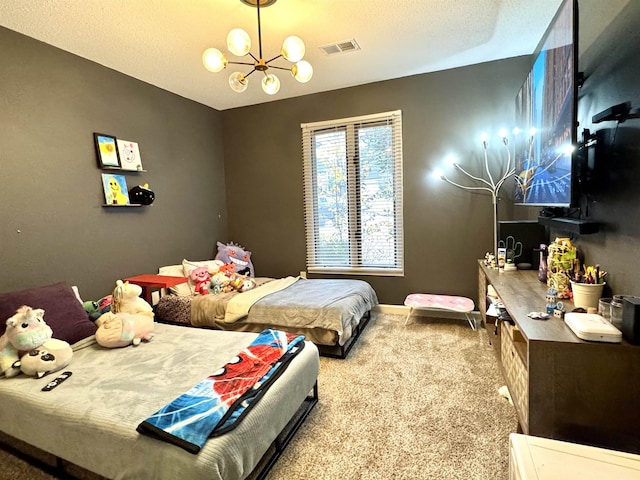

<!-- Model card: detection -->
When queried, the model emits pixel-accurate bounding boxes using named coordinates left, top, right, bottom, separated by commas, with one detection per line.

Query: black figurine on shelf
left=128, top=183, right=155, bottom=205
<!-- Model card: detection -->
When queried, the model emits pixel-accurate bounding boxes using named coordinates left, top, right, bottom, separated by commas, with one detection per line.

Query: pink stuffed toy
left=189, top=266, right=211, bottom=295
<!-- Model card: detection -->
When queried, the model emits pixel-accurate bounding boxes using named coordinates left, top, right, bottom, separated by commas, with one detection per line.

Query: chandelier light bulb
left=229, top=72, right=249, bottom=93
left=292, top=60, right=313, bottom=83
left=227, top=28, right=251, bottom=56
left=202, top=48, right=227, bottom=72
left=512, top=127, right=521, bottom=136
left=529, top=127, right=537, bottom=137
left=262, top=73, right=280, bottom=95
left=498, top=128, right=508, bottom=139
left=281, top=36, right=305, bottom=62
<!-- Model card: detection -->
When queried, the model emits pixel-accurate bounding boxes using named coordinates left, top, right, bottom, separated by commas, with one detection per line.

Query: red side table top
left=124, top=274, right=188, bottom=289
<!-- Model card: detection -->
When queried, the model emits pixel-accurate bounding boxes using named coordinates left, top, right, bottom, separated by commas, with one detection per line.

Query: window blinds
left=301, top=110, right=404, bottom=275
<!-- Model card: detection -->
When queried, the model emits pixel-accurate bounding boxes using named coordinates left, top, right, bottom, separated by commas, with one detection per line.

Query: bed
left=156, top=262, right=378, bottom=358
left=0, top=282, right=319, bottom=480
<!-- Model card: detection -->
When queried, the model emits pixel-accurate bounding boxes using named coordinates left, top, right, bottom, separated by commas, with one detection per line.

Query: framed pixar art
left=94, top=133, right=120, bottom=168
left=116, top=139, right=143, bottom=171
left=101, top=173, right=130, bottom=205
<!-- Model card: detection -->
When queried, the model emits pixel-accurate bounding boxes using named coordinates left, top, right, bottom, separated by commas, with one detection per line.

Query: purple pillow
left=0, top=282, right=96, bottom=345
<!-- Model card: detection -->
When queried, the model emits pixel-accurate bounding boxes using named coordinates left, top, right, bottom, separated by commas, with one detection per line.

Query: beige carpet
left=0, top=313, right=517, bottom=480
left=263, top=313, right=517, bottom=480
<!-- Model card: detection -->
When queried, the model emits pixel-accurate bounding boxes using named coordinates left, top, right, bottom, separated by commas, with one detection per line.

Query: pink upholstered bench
left=404, top=293, right=476, bottom=329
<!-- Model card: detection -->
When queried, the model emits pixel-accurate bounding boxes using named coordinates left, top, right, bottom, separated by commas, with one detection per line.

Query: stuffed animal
left=210, top=271, right=229, bottom=294
left=95, top=281, right=154, bottom=348
left=83, top=295, right=113, bottom=321
left=215, top=241, right=255, bottom=277
left=112, top=280, right=153, bottom=315
left=95, top=311, right=155, bottom=348
left=16, top=338, right=73, bottom=378
left=0, top=306, right=53, bottom=377
left=210, top=270, right=255, bottom=294
left=189, top=266, right=211, bottom=295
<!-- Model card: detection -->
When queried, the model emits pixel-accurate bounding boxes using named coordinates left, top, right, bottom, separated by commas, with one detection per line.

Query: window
left=301, top=110, right=404, bottom=275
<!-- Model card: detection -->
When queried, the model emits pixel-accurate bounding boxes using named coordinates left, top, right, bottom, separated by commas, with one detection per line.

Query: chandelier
left=202, top=0, right=313, bottom=95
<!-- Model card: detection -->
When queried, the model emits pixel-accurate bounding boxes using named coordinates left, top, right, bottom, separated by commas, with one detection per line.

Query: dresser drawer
left=501, top=322, right=529, bottom=432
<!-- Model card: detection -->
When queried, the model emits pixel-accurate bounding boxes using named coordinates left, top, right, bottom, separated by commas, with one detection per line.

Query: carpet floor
left=0, top=313, right=517, bottom=480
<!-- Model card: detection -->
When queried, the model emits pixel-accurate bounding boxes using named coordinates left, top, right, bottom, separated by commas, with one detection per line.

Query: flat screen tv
left=514, top=0, right=578, bottom=206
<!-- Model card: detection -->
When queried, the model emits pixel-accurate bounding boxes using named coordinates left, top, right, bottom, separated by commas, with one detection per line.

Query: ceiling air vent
left=319, top=39, right=361, bottom=56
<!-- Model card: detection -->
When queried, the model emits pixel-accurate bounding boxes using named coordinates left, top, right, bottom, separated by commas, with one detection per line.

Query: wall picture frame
left=101, top=173, right=130, bottom=205
left=116, top=139, right=143, bottom=171
left=94, top=133, right=120, bottom=168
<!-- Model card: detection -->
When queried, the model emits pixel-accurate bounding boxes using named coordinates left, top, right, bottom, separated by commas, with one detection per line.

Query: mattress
left=157, top=277, right=378, bottom=347
left=0, top=323, right=319, bottom=480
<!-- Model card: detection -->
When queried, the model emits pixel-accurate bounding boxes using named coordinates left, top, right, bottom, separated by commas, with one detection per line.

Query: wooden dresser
left=478, top=260, right=640, bottom=454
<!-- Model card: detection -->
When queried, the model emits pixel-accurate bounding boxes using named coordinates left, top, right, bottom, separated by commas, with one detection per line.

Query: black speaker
left=622, top=297, right=640, bottom=345
left=498, top=221, right=548, bottom=268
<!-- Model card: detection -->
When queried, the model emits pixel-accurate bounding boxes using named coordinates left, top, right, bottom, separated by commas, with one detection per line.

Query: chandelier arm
left=228, top=61, right=256, bottom=66
left=268, top=65, right=292, bottom=71
left=244, top=68, right=258, bottom=78
left=265, top=53, right=283, bottom=64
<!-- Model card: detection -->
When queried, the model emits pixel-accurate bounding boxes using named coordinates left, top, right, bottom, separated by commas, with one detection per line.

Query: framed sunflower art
left=94, top=133, right=120, bottom=168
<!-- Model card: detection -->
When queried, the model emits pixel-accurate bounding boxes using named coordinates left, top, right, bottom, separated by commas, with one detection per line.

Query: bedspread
left=246, top=278, right=377, bottom=336
left=0, top=324, right=319, bottom=480
left=157, top=277, right=378, bottom=347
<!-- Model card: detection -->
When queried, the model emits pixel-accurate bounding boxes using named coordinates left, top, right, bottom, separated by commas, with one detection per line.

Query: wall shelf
left=538, top=216, right=599, bottom=235
left=102, top=204, right=143, bottom=208
left=101, top=166, right=147, bottom=173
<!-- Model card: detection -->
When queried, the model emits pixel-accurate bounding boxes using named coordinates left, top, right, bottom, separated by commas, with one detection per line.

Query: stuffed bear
left=111, top=280, right=153, bottom=316
left=0, top=306, right=53, bottom=377
left=16, top=338, right=73, bottom=378
left=189, top=266, right=211, bottom=295
left=95, top=311, right=154, bottom=348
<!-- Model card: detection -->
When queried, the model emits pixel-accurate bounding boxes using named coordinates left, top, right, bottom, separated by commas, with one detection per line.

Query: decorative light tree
left=433, top=129, right=532, bottom=262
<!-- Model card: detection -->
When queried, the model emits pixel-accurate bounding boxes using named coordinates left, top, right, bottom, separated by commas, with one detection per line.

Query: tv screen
left=514, top=0, right=578, bottom=206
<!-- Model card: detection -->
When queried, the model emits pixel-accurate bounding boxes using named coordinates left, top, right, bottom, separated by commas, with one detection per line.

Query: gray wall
left=0, top=27, right=228, bottom=300
left=222, top=57, right=534, bottom=304
left=4, top=1, right=638, bottom=307
left=558, top=0, right=640, bottom=297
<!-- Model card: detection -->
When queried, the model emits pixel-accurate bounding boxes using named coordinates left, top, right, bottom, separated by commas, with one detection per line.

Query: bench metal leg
left=404, top=307, right=414, bottom=326
left=464, top=312, right=477, bottom=330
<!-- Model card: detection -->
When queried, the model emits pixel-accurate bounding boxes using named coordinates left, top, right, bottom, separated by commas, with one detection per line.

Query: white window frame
left=301, top=110, right=404, bottom=276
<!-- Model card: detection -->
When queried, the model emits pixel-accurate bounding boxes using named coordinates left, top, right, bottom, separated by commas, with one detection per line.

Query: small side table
left=124, top=274, right=188, bottom=304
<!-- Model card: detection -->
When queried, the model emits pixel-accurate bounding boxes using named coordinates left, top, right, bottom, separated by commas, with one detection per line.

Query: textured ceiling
left=0, top=0, right=629, bottom=111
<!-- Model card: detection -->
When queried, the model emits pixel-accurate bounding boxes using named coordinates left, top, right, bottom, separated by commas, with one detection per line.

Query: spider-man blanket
left=137, top=329, right=305, bottom=453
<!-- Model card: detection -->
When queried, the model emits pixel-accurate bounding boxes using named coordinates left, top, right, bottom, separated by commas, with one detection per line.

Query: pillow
left=181, top=259, right=224, bottom=294
left=158, top=265, right=191, bottom=296
left=0, top=282, right=97, bottom=345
